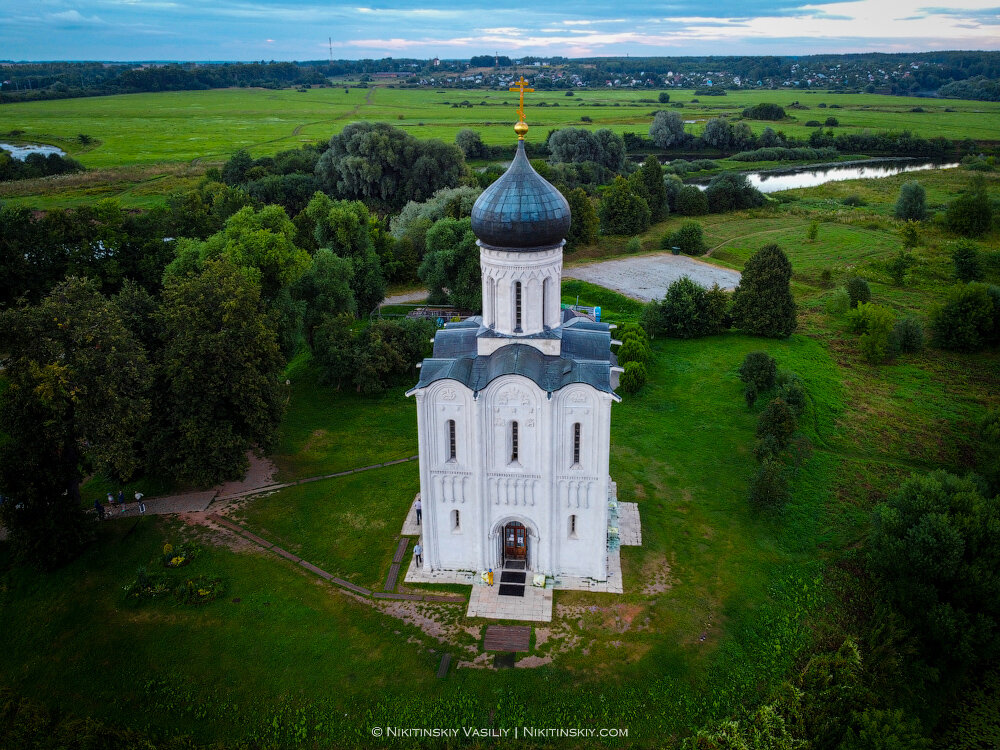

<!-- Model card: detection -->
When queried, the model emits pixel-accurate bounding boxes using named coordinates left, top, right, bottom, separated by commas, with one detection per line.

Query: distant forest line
left=1, top=51, right=1000, bottom=103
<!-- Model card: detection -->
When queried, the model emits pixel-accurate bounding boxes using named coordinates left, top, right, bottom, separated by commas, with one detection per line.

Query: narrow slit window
left=447, top=419, right=456, bottom=461
left=573, top=422, right=581, bottom=465
left=510, top=421, right=519, bottom=463
left=452, top=509, right=460, bottom=530
left=570, top=514, right=577, bottom=537
left=514, top=282, right=522, bottom=331
left=542, top=278, right=548, bottom=328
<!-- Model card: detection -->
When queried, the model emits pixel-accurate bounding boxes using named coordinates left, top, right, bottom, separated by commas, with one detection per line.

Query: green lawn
left=2, top=86, right=997, bottom=170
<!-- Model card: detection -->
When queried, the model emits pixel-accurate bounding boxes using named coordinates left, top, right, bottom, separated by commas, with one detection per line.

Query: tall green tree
left=598, top=176, right=651, bottom=235
left=894, top=181, right=927, bottom=221
left=292, top=248, right=356, bottom=340
left=152, top=259, right=285, bottom=486
left=629, top=156, right=669, bottom=222
left=946, top=179, right=993, bottom=237
left=869, top=471, right=1000, bottom=667
left=417, top=217, right=481, bottom=311
left=315, top=121, right=467, bottom=212
left=731, top=244, right=797, bottom=338
left=565, top=187, right=599, bottom=250
left=0, top=278, right=150, bottom=568
left=649, top=110, right=687, bottom=148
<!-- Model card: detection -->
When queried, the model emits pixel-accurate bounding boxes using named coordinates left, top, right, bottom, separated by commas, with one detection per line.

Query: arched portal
left=490, top=516, right=538, bottom=571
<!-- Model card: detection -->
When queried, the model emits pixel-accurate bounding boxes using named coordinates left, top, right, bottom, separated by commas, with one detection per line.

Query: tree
left=548, top=127, right=625, bottom=171
left=704, top=172, right=766, bottom=213
left=701, top=118, right=733, bottom=150
left=629, top=156, right=669, bottom=222
left=152, top=259, right=285, bottom=486
left=675, top=185, right=709, bottom=216
left=417, top=217, right=481, bottom=310
left=886, top=249, right=915, bottom=286
left=846, top=277, right=871, bottom=308
left=894, top=181, right=927, bottom=221
left=292, top=248, right=356, bottom=340
left=757, top=397, right=796, bottom=449
left=731, top=244, right=797, bottom=338
left=977, top=410, right=1000, bottom=493
left=598, top=176, right=651, bottom=235
left=658, top=92, right=670, bottom=104
left=304, top=194, right=387, bottom=314
left=649, top=110, right=686, bottom=148
left=742, top=103, right=786, bottom=120
left=869, top=471, right=1000, bottom=667
left=838, top=709, right=931, bottom=750
left=455, top=129, right=486, bottom=159
left=748, top=460, right=790, bottom=511
left=946, top=182, right=993, bottom=237
left=642, top=277, right=727, bottom=339
left=662, top=222, right=707, bottom=255
left=952, top=239, right=984, bottom=282
left=847, top=302, right=897, bottom=364
left=930, top=282, right=995, bottom=352
left=739, top=351, right=777, bottom=393
left=315, top=121, right=467, bottom=212
left=565, top=188, right=599, bottom=250
left=0, top=278, right=150, bottom=568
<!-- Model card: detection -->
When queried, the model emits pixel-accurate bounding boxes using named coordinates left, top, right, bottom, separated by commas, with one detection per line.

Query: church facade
left=407, top=118, right=620, bottom=583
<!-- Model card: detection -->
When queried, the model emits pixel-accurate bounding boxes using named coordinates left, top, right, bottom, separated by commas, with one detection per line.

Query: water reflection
left=0, top=143, right=67, bottom=160
left=732, top=159, right=958, bottom=193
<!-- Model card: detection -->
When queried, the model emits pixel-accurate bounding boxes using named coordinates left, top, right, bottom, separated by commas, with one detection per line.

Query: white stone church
left=406, top=124, right=624, bottom=585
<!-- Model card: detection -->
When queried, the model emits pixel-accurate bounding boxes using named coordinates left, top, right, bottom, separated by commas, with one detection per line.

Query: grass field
left=2, top=86, right=998, bottom=171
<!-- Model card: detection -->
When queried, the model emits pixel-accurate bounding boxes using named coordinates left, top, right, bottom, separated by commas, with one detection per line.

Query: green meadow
left=2, top=85, right=998, bottom=171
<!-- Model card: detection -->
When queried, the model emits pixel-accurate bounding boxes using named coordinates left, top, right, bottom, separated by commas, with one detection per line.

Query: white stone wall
left=413, top=374, right=612, bottom=580
left=479, top=244, right=563, bottom=337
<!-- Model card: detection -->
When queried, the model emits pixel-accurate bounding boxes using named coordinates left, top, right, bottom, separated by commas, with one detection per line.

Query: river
left=0, top=142, right=67, bottom=160
left=694, top=158, right=959, bottom=193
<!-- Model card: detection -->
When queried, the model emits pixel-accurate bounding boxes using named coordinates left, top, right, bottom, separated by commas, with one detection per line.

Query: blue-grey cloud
left=0, top=0, right=997, bottom=60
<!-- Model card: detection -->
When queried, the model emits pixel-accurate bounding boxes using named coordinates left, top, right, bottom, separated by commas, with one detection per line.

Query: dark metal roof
left=470, top=140, right=571, bottom=250
left=413, top=319, right=617, bottom=398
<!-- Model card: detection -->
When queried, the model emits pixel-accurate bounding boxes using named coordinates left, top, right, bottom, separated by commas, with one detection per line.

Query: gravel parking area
left=564, top=253, right=741, bottom=302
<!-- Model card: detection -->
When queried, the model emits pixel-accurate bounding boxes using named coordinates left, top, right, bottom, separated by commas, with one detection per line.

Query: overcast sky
left=2, top=0, right=999, bottom=61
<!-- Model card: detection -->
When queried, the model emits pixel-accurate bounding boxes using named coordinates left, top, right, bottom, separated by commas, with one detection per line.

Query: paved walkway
left=565, top=253, right=741, bottom=299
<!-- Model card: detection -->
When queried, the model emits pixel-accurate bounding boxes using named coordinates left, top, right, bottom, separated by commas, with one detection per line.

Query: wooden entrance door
left=504, top=522, right=527, bottom=562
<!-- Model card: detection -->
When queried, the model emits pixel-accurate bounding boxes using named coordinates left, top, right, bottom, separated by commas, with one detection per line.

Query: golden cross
left=509, top=75, right=534, bottom=124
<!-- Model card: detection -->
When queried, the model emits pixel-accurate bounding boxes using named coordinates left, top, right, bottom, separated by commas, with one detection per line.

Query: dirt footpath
left=564, top=254, right=741, bottom=301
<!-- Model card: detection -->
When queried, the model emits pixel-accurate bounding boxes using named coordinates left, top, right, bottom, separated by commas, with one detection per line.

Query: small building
left=407, top=126, right=620, bottom=582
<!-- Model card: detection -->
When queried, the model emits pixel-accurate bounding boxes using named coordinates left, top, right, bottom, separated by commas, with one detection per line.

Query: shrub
left=842, top=194, right=867, bottom=207
left=742, top=103, right=786, bottom=120
left=617, top=338, right=650, bottom=365
left=846, top=277, right=871, bottom=308
left=886, top=249, right=915, bottom=286
left=731, top=244, right=797, bottom=338
left=625, top=237, right=642, bottom=254
left=738, top=351, right=777, bottom=393
left=775, top=370, right=807, bottom=416
left=806, top=222, right=818, bottom=241
left=643, top=277, right=728, bottom=339
left=619, top=361, right=647, bottom=394
left=756, top=397, right=796, bottom=449
left=748, top=460, right=790, bottom=510
left=900, top=221, right=920, bottom=249
left=658, top=92, right=670, bottom=103
left=894, top=181, right=927, bottom=221
left=663, top=222, right=707, bottom=255
left=824, top=287, right=851, bottom=315
left=824, top=116, right=840, bottom=126
left=704, top=172, right=766, bottom=213
left=847, top=302, right=897, bottom=363
left=930, top=282, right=996, bottom=352
left=675, top=185, right=709, bottom=216
left=805, top=120, right=822, bottom=127
left=946, top=186, right=992, bottom=237
left=952, top=239, right=984, bottom=282
left=977, top=410, right=1000, bottom=492
left=891, top=317, right=924, bottom=353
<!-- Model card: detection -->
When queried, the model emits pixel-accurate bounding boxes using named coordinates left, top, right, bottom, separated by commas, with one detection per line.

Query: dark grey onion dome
left=471, top=140, right=571, bottom=250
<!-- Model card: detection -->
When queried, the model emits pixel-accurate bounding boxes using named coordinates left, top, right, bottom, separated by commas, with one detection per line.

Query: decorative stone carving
left=440, top=388, right=457, bottom=401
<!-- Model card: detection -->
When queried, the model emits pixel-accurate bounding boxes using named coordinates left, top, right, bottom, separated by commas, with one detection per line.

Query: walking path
left=564, top=253, right=741, bottom=300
